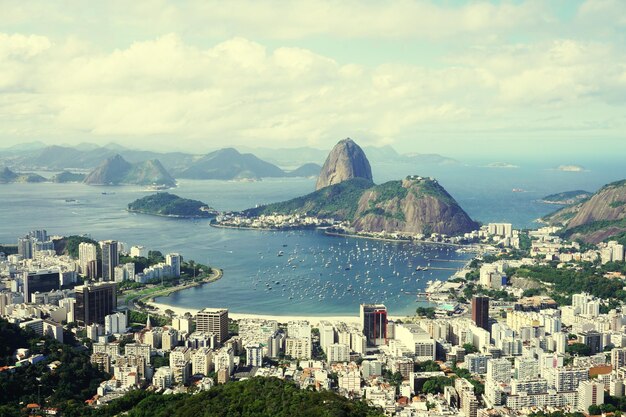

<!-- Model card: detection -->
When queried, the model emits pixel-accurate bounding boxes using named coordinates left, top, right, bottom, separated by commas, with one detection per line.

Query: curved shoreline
left=126, top=267, right=224, bottom=310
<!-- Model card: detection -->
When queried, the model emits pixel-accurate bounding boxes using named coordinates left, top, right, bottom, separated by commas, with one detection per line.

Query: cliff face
left=557, top=180, right=626, bottom=243
left=316, top=138, right=373, bottom=190
left=84, top=154, right=176, bottom=186
left=351, top=176, right=479, bottom=236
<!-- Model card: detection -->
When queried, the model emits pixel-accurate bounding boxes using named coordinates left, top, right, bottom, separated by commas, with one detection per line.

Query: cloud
left=0, top=1, right=625, bottom=152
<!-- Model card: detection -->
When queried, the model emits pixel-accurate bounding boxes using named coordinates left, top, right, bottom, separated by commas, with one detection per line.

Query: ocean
left=0, top=157, right=624, bottom=316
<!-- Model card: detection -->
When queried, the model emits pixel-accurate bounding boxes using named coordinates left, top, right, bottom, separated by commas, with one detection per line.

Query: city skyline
left=1, top=0, right=625, bottom=156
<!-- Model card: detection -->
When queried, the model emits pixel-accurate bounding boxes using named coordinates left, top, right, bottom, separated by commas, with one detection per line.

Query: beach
left=146, top=300, right=407, bottom=326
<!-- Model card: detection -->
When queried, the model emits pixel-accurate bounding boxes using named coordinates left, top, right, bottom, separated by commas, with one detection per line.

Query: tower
left=472, top=296, right=490, bottom=331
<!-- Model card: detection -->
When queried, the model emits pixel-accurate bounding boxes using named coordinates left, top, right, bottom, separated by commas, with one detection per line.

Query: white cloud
left=0, top=0, right=625, bottom=151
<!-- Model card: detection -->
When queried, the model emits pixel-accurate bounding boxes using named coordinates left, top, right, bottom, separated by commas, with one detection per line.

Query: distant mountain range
left=0, top=144, right=322, bottom=182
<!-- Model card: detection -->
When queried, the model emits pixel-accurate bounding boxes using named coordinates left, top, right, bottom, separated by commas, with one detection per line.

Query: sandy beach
left=146, top=301, right=408, bottom=326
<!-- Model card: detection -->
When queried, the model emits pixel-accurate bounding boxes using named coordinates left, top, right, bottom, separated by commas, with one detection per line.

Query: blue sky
left=0, top=0, right=625, bottom=157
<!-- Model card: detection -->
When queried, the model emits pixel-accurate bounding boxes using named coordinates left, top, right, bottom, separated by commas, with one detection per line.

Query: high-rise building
left=472, top=296, right=490, bottom=331
left=17, top=236, right=34, bottom=260
left=75, top=282, right=117, bottom=325
left=196, top=308, right=229, bottom=343
left=246, top=344, right=263, bottom=367
left=577, top=380, right=605, bottom=412
left=78, top=242, right=98, bottom=275
left=100, top=240, right=119, bottom=281
left=104, top=312, right=128, bottom=335
left=360, top=304, right=387, bottom=346
left=23, top=270, right=61, bottom=302
left=579, top=330, right=603, bottom=355
left=166, top=253, right=181, bottom=277
left=319, top=321, right=336, bottom=353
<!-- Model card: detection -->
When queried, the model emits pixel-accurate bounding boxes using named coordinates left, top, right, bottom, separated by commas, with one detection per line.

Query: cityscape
left=2, top=1, right=626, bottom=417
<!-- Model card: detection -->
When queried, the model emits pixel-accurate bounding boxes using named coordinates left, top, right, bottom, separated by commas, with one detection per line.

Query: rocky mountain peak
left=315, top=138, right=373, bottom=190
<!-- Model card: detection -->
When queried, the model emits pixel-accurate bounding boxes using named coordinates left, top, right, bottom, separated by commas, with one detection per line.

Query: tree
left=462, top=343, right=478, bottom=354
left=566, top=343, right=591, bottom=356
left=588, top=405, right=601, bottom=415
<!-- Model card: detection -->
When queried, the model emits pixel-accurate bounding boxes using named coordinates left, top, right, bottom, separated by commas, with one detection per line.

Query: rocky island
left=128, top=192, right=218, bottom=218
left=217, top=138, right=478, bottom=240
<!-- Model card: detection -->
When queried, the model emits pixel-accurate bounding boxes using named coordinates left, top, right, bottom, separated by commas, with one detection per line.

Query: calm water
left=1, top=158, right=624, bottom=316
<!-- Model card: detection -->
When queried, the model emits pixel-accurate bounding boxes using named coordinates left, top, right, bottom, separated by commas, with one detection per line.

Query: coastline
left=127, top=209, right=216, bottom=219
left=145, top=300, right=408, bottom=326
left=126, top=268, right=224, bottom=307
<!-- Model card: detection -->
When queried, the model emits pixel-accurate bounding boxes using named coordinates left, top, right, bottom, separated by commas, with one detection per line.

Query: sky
left=1, top=0, right=625, bottom=157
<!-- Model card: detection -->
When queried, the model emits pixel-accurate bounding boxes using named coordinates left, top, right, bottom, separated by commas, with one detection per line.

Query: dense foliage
left=244, top=178, right=373, bottom=220
left=86, top=377, right=384, bottom=417
left=128, top=193, right=215, bottom=218
left=61, top=235, right=100, bottom=259
left=0, top=244, right=18, bottom=255
left=512, top=264, right=626, bottom=303
left=0, top=319, right=108, bottom=415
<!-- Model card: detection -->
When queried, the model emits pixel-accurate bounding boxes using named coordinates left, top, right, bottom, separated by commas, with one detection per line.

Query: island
left=127, top=192, right=218, bottom=218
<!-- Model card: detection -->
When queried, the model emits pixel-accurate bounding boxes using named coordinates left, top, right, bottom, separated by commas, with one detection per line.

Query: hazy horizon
left=1, top=0, right=625, bottom=158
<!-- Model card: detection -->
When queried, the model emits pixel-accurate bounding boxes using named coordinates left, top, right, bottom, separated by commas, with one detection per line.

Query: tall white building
left=327, top=343, right=350, bottom=363
left=577, top=380, right=605, bottom=412
left=192, top=347, right=213, bottom=376
left=166, top=253, right=181, bottom=277
left=319, top=321, right=335, bottom=353
left=104, top=312, right=127, bottom=335
left=246, top=344, right=263, bottom=367
left=78, top=242, right=98, bottom=274
left=487, top=358, right=512, bottom=384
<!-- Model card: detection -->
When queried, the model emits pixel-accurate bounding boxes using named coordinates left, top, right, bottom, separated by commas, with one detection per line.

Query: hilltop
left=352, top=176, right=479, bottom=236
left=84, top=154, right=176, bottom=187
left=543, top=179, right=626, bottom=243
left=316, top=138, right=373, bottom=190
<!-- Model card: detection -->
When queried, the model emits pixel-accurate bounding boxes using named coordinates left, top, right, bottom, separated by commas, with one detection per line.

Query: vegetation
left=541, top=190, right=591, bottom=204
left=85, top=377, right=385, bottom=417
left=0, top=244, right=18, bottom=255
left=414, top=360, right=441, bottom=372
left=61, top=235, right=101, bottom=259
left=415, top=306, right=436, bottom=319
left=462, top=343, right=478, bottom=354
left=566, top=343, right=591, bottom=356
left=561, top=218, right=626, bottom=240
left=0, top=318, right=108, bottom=415
left=421, top=376, right=453, bottom=394
left=128, top=193, right=216, bottom=218
left=244, top=178, right=373, bottom=221
left=51, top=171, right=86, bottom=183
left=512, top=264, right=626, bottom=303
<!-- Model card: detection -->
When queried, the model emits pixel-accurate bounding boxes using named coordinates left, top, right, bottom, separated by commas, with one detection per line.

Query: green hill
left=128, top=193, right=217, bottom=218
left=543, top=179, right=626, bottom=243
left=89, top=377, right=384, bottom=417
left=244, top=178, right=374, bottom=220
